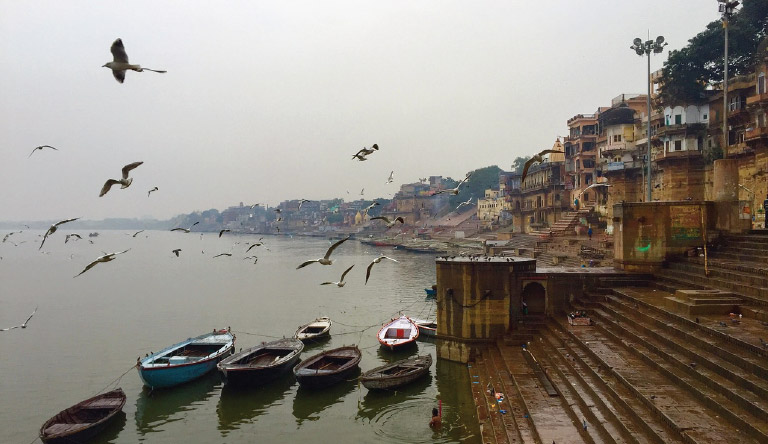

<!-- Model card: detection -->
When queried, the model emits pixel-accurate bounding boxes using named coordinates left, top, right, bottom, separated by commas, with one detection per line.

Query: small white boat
left=411, top=318, right=437, bottom=338
left=377, top=315, right=419, bottom=350
left=294, top=317, right=332, bottom=343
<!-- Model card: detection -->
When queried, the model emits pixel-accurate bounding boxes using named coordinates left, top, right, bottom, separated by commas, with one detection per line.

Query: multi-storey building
left=564, top=112, right=601, bottom=207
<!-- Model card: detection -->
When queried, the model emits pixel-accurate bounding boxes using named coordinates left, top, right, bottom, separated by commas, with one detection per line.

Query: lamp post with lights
left=630, top=35, right=667, bottom=202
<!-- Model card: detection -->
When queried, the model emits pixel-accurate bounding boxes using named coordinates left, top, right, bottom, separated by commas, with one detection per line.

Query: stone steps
left=588, top=305, right=768, bottom=442
left=656, top=268, right=768, bottom=307
left=670, top=260, right=768, bottom=288
left=468, top=350, right=503, bottom=443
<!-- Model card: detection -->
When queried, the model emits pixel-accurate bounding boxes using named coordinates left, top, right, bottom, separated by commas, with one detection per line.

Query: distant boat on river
left=293, top=346, right=361, bottom=388
left=360, top=354, right=432, bottom=390
left=39, top=388, right=126, bottom=444
left=137, top=329, right=235, bottom=389
left=294, top=317, right=332, bottom=342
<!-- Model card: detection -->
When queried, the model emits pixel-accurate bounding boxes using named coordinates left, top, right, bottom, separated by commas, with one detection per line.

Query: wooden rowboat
left=293, top=346, right=361, bottom=388
left=294, top=317, right=332, bottom=343
left=411, top=318, right=437, bottom=338
left=218, top=338, right=304, bottom=386
left=377, top=315, right=419, bottom=350
left=138, top=328, right=235, bottom=389
left=360, top=354, right=432, bottom=390
left=39, top=388, right=126, bottom=443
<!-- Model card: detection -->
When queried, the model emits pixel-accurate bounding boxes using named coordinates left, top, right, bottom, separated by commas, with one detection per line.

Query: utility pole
left=719, top=1, right=740, bottom=158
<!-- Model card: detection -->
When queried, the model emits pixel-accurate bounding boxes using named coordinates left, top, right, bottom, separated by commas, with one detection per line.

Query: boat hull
left=294, top=346, right=361, bottom=389
left=139, top=357, right=229, bottom=388
left=360, top=354, right=432, bottom=390
left=40, top=388, right=126, bottom=444
left=218, top=339, right=304, bottom=386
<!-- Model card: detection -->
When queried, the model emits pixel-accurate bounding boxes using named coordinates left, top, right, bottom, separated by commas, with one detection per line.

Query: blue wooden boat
left=424, top=286, right=437, bottom=298
left=137, top=328, right=235, bottom=389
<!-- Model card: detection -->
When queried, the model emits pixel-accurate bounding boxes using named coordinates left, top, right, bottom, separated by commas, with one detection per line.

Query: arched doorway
left=521, top=282, right=546, bottom=314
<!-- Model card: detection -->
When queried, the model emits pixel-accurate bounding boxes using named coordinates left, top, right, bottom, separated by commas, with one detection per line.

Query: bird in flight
left=132, top=230, right=145, bottom=238
left=321, top=264, right=355, bottom=287
left=351, top=152, right=369, bottom=161
left=360, top=188, right=365, bottom=196
left=103, top=38, right=166, bottom=83
left=172, top=249, right=181, bottom=257
left=245, top=241, right=264, bottom=253
left=74, top=249, right=130, bottom=277
left=370, top=216, right=404, bottom=228
left=249, top=203, right=261, bottom=209
left=2, top=231, right=21, bottom=243
left=28, top=145, right=58, bottom=158
left=297, top=236, right=351, bottom=269
left=99, top=161, right=143, bottom=197
left=147, top=187, right=158, bottom=197
left=65, top=233, right=82, bottom=244
left=363, top=201, right=379, bottom=216
left=386, top=171, right=394, bottom=184
left=578, top=183, right=612, bottom=198
left=435, top=172, right=472, bottom=195
left=40, top=218, right=79, bottom=250
left=456, top=197, right=474, bottom=210
left=213, top=253, right=232, bottom=258
left=171, top=221, right=199, bottom=233
left=219, top=229, right=230, bottom=238
left=0, top=307, right=38, bottom=331
left=298, top=199, right=312, bottom=210
left=365, top=255, right=399, bottom=284
left=520, top=150, right=561, bottom=184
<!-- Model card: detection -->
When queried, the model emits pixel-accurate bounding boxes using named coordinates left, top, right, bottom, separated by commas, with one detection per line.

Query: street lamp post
left=718, top=1, right=740, bottom=158
left=631, top=35, right=667, bottom=202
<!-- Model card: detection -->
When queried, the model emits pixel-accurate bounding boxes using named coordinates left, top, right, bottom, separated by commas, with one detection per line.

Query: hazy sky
left=1, top=1, right=718, bottom=221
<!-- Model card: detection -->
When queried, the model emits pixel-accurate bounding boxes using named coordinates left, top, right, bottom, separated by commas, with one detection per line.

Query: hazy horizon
left=2, top=1, right=717, bottom=221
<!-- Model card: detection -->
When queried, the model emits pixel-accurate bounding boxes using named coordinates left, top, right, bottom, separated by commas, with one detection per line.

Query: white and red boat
left=377, top=315, right=419, bottom=350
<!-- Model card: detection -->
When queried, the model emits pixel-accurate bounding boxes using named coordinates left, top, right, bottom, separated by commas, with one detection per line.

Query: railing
left=747, top=93, right=768, bottom=106
left=746, top=126, right=768, bottom=141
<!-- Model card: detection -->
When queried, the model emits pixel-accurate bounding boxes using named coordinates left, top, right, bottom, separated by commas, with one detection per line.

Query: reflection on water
left=134, top=372, right=219, bottom=435
left=433, top=357, right=480, bottom=442
left=292, top=368, right=361, bottom=425
left=91, top=411, right=127, bottom=444
left=217, top=373, right=294, bottom=434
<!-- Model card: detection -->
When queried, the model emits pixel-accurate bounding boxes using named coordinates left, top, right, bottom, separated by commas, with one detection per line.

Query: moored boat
left=39, top=388, right=126, bottom=444
left=424, top=285, right=437, bottom=298
left=294, top=317, right=332, bottom=343
left=411, top=318, right=437, bottom=338
left=218, top=338, right=304, bottom=386
left=377, top=315, right=419, bottom=350
left=138, top=328, right=235, bottom=389
left=360, top=354, right=432, bottom=390
left=293, top=345, right=362, bottom=388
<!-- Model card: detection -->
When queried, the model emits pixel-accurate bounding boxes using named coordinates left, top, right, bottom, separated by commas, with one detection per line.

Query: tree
left=511, top=156, right=530, bottom=175
left=659, top=0, right=768, bottom=105
left=449, top=165, right=502, bottom=208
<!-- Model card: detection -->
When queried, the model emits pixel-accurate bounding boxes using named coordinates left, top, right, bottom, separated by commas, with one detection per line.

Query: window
left=674, top=114, right=682, bottom=125
left=665, top=140, right=670, bottom=151
left=738, top=132, right=745, bottom=143
left=674, top=140, right=682, bottom=151
left=759, top=73, right=766, bottom=95
left=702, top=113, right=708, bottom=120
left=612, top=135, right=622, bottom=142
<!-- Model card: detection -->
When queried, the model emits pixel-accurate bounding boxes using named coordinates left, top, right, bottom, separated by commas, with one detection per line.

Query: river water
left=0, top=230, right=479, bottom=443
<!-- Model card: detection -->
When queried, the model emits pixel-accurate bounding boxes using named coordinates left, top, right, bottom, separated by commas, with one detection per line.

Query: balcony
left=747, top=93, right=768, bottom=107
left=600, top=142, right=633, bottom=155
left=746, top=126, right=768, bottom=143
left=655, top=149, right=703, bottom=162
left=656, top=123, right=707, bottom=137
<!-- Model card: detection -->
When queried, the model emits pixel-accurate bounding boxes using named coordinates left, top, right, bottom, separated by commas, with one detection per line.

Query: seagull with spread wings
left=386, top=171, right=394, bottom=184
left=213, top=253, right=232, bottom=258
left=172, top=249, right=181, bottom=257
left=520, top=150, right=561, bottom=184
left=147, top=187, right=158, bottom=197
left=456, top=197, right=474, bottom=210
left=132, top=230, right=145, bottom=238
left=1, top=307, right=38, bottom=331
left=65, top=233, right=82, bottom=244
left=434, top=172, right=472, bottom=195
left=578, top=183, right=612, bottom=198
left=171, top=221, right=199, bottom=233
left=370, top=216, right=404, bottom=228
left=99, top=161, right=143, bottom=197
left=103, top=38, right=166, bottom=83
left=365, top=255, right=399, bottom=284
left=297, top=236, right=350, bottom=269
left=28, top=145, right=58, bottom=158
left=40, top=218, right=79, bottom=250
left=3, top=231, right=21, bottom=243
left=321, top=265, right=355, bottom=287
left=74, top=250, right=130, bottom=277
left=219, top=229, right=230, bottom=238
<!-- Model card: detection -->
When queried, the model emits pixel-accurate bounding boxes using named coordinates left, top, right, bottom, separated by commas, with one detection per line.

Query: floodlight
left=633, top=38, right=642, bottom=46
left=655, top=36, right=665, bottom=45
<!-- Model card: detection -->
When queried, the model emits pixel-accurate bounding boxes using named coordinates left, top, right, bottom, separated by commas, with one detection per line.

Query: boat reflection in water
left=291, top=367, right=360, bottom=425
left=217, top=374, right=294, bottom=435
left=134, top=371, right=220, bottom=436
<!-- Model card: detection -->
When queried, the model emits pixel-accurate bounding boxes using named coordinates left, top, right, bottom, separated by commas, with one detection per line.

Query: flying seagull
left=249, top=203, right=261, bottom=209
left=360, top=188, right=365, bottom=196
left=298, top=199, right=312, bottom=210
left=245, top=242, right=263, bottom=253
left=365, top=255, right=399, bottom=285
left=297, top=236, right=351, bottom=269
left=28, top=145, right=58, bottom=158
left=0, top=307, right=38, bottom=331
left=3, top=231, right=21, bottom=243
left=578, top=183, right=612, bottom=198
left=435, top=172, right=472, bottom=195
left=520, top=150, right=561, bottom=184
left=172, top=249, right=181, bottom=257
left=386, top=171, right=394, bottom=184
left=74, top=249, right=130, bottom=277
left=103, top=38, right=166, bottom=84
left=171, top=221, right=199, bottom=233
left=132, top=230, right=145, bottom=238
left=363, top=201, right=379, bottom=215
left=456, top=197, right=474, bottom=210
left=213, top=253, right=232, bottom=258
left=65, top=233, right=82, bottom=244
left=370, top=216, right=404, bottom=228
left=40, top=217, right=79, bottom=250
left=219, top=229, right=230, bottom=238
left=147, top=187, right=158, bottom=197
left=99, top=161, right=143, bottom=197
left=321, top=264, right=355, bottom=287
